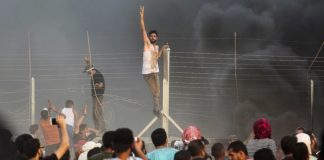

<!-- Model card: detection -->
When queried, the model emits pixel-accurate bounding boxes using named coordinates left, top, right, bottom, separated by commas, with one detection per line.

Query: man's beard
left=150, top=39, right=157, bottom=44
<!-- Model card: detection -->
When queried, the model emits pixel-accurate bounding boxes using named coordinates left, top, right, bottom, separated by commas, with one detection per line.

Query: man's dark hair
left=23, top=138, right=40, bottom=159
left=29, top=124, right=39, bottom=135
left=15, top=134, right=33, bottom=153
left=292, top=142, right=309, bottom=160
left=0, top=129, right=17, bottom=159
left=211, top=143, right=225, bottom=160
left=253, top=148, right=275, bottom=160
left=187, top=139, right=205, bottom=157
left=149, top=30, right=158, bottom=36
left=40, top=110, right=49, bottom=119
left=65, top=100, right=74, bottom=108
left=281, top=135, right=297, bottom=155
left=227, top=140, right=248, bottom=156
left=201, top=136, right=209, bottom=145
left=113, top=128, right=134, bottom=153
left=79, top=124, right=87, bottom=133
left=103, top=131, right=115, bottom=149
left=151, top=128, right=167, bottom=147
left=296, top=127, right=306, bottom=132
left=174, top=150, right=191, bottom=160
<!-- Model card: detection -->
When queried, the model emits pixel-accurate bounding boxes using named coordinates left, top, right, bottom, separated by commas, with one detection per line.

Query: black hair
left=113, top=128, right=134, bottom=154
left=293, top=142, right=309, bottom=160
left=103, top=131, right=115, bottom=149
left=65, top=99, right=74, bottom=108
left=79, top=124, right=87, bottom=133
left=253, top=148, right=275, bottom=160
left=15, top=134, right=33, bottom=153
left=151, top=128, right=167, bottom=147
left=281, top=135, right=297, bottom=155
left=296, top=127, right=306, bottom=132
left=174, top=150, right=191, bottom=160
left=40, top=110, right=49, bottom=119
left=211, top=143, right=225, bottom=160
left=187, top=139, right=205, bottom=157
left=0, top=129, right=17, bottom=159
left=23, top=138, right=40, bottom=159
left=201, top=136, right=209, bottom=145
left=149, top=30, right=158, bottom=36
left=227, top=140, right=248, bottom=156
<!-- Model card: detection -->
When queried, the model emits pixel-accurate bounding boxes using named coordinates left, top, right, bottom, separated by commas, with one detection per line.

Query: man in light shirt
left=139, top=6, right=169, bottom=117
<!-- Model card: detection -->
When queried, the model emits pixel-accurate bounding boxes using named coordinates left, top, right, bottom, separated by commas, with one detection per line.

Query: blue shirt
left=146, top=147, right=178, bottom=160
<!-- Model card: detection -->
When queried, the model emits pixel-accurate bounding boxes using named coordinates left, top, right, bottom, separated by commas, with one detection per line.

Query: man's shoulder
left=94, top=69, right=102, bottom=75
left=156, top=147, right=177, bottom=152
left=147, top=147, right=177, bottom=156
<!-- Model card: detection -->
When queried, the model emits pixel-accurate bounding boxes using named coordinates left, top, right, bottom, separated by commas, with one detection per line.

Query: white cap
left=82, top=141, right=102, bottom=152
left=296, top=133, right=311, bottom=155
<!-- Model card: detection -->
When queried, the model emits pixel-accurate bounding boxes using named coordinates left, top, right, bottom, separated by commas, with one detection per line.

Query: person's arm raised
left=74, top=105, right=87, bottom=134
left=53, top=114, right=70, bottom=159
left=140, top=6, right=150, bottom=46
left=134, top=138, right=148, bottom=160
left=84, top=56, right=91, bottom=65
left=48, top=100, right=65, bottom=118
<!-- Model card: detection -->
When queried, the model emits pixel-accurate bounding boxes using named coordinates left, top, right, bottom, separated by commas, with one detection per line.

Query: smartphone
left=51, top=118, right=57, bottom=125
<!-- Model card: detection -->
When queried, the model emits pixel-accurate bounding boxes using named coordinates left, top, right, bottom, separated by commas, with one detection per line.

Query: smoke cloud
left=194, top=0, right=324, bottom=138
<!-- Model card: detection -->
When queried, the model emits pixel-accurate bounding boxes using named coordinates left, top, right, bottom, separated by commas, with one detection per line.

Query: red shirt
left=40, top=118, right=60, bottom=145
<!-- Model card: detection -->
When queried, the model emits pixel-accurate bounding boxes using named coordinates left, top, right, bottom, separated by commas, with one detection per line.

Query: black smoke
left=194, top=0, right=324, bottom=139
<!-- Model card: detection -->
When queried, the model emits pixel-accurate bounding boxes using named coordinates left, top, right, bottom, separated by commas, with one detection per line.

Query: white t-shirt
left=61, top=108, right=74, bottom=126
left=142, top=44, right=159, bottom=74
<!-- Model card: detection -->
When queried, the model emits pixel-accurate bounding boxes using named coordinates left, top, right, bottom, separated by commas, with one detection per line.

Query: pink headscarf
left=182, top=125, right=202, bottom=144
left=253, top=118, right=272, bottom=139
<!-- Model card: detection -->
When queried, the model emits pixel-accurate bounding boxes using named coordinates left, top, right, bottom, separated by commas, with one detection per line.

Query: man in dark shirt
left=84, top=56, right=106, bottom=133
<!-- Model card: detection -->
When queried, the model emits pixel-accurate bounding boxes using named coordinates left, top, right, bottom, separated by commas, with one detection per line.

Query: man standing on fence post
left=140, top=6, right=169, bottom=117
left=84, top=56, right=106, bottom=132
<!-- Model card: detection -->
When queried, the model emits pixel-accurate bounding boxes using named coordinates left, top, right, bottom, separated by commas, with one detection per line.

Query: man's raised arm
left=53, top=114, right=69, bottom=159
left=140, top=6, right=150, bottom=45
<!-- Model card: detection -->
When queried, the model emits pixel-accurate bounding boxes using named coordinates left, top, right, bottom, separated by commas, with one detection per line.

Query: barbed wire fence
left=0, top=33, right=322, bottom=139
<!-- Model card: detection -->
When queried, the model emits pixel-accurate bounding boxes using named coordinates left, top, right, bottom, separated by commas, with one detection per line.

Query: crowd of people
left=0, top=104, right=323, bottom=160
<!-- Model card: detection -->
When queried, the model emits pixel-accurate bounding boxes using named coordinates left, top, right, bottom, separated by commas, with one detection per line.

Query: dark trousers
left=92, top=95, right=106, bottom=132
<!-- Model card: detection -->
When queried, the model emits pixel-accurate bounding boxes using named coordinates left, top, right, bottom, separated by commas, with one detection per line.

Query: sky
left=0, top=0, right=323, bottom=141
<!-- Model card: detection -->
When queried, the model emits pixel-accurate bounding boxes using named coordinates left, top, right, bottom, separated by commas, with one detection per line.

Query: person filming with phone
left=24, top=114, right=70, bottom=160
left=39, top=102, right=61, bottom=156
